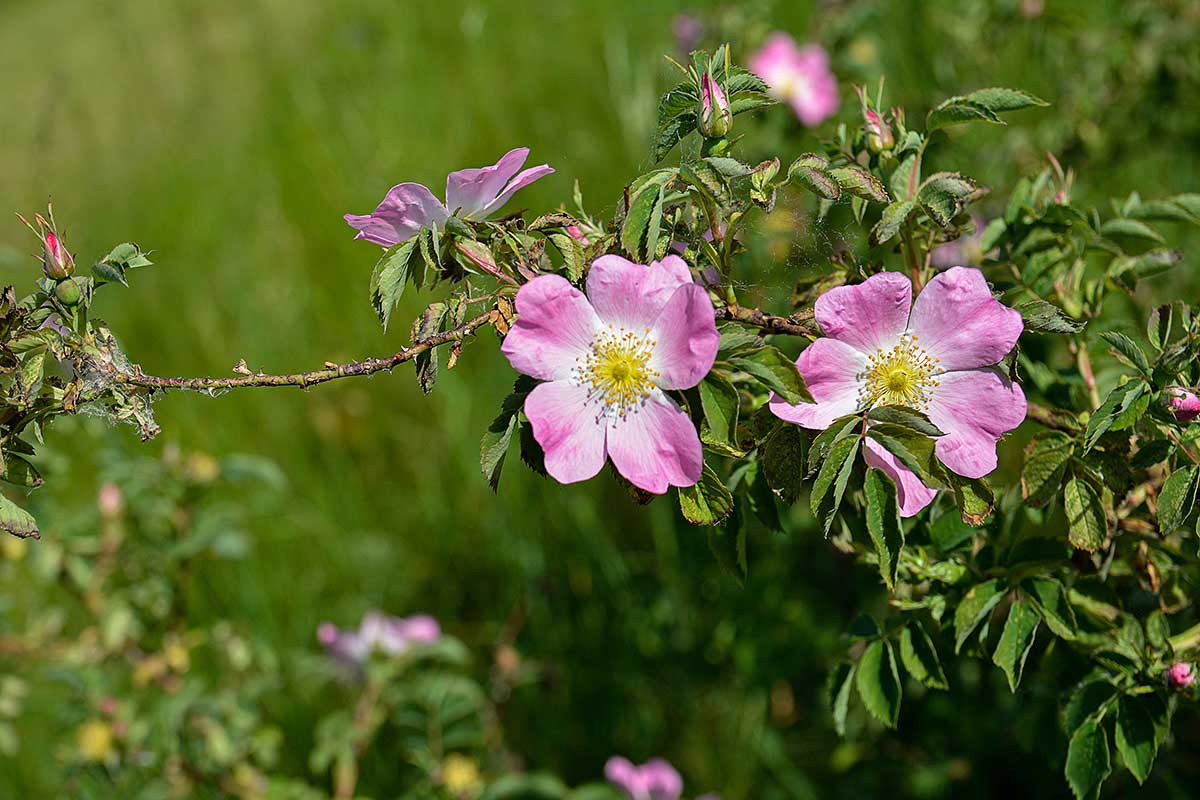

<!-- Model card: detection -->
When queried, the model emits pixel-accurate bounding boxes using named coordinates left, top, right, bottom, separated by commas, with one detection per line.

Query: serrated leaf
left=1115, top=695, right=1157, bottom=785
left=1098, top=331, right=1151, bottom=376
left=856, top=639, right=902, bottom=728
left=761, top=424, right=807, bottom=505
left=866, top=406, right=944, bottom=437
left=829, top=166, right=890, bottom=204
left=827, top=662, right=856, bottom=737
left=679, top=463, right=734, bottom=526
left=927, top=97, right=1004, bottom=132
left=699, top=372, right=739, bottom=447
left=412, top=302, right=447, bottom=395
left=1021, top=431, right=1075, bottom=507
left=1064, top=476, right=1106, bottom=552
left=0, top=493, right=39, bottom=539
left=1016, top=299, right=1086, bottom=334
left=369, top=239, right=418, bottom=330
left=0, top=455, right=43, bottom=489
left=866, top=424, right=940, bottom=487
left=1084, top=381, right=1146, bottom=451
left=1023, top=577, right=1078, bottom=640
left=810, top=434, right=859, bottom=536
left=864, top=469, right=905, bottom=590
left=964, top=87, right=1049, bottom=112
left=900, top=621, right=948, bottom=690
left=1158, top=465, right=1198, bottom=534
left=729, top=346, right=812, bottom=404
left=1065, top=719, right=1111, bottom=800
left=870, top=200, right=918, bottom=246
left=954, top=579, right=1005, bottom=653
left=622, top=181, right=667, bottom=261
left=992, top=599, right=1040, bottom=691
left=1099, top=218, right=1163, bottom=243
left=787, top=154, right=841, bottom=201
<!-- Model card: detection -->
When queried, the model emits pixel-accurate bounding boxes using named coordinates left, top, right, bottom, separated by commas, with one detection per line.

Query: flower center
left=860, top=333, right=940, bottom=410
left=576, top=325, right=659, bottom=418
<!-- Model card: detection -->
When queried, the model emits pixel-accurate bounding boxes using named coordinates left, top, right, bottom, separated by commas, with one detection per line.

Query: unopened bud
left=1166, top=662, right=1194, bottom=690
left=43, top=229, right=75, bottom=279
left=1165, top=387, right=1200, bottom=422
left=856, top=85, right=894, bottom=154
left=699, top=72, right=732, bottom=138
left=54, top=277, right=82, bottom=307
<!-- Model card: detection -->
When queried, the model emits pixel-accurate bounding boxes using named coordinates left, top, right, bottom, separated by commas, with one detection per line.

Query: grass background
left=2, top=0, right=1198, bottom=796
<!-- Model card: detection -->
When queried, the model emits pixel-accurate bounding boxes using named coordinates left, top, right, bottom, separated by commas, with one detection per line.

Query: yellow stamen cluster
left=576, top=324, right=659, bottom=418
left=860, top=333, right=940, bottom=410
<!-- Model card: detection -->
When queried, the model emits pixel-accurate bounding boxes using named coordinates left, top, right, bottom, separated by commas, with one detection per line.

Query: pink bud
left=41, top=228, right=75, bottom=280
left=566, top=224, right=587, bottom=242
left=855, top=85, right=894, bottom=154
left=97, top=484, right=123, bottom=518
left=1166, top=662, right=1194, bottom=689
left=316, top=622, right=340, bottom=647
left=699, top=72, right=732, bottom=138
left=1166, top=388, right=1200, bottom=423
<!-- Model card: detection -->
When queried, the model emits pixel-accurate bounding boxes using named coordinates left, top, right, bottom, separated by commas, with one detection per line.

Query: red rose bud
left=1166, top=387, right=1200, bottom=422
left=17, top=210, right=75, bottom=279
left=856, top=85, right=893, bottom=153
left=699, top=72, right=732, bottom=138
left=1166, top=662, right=1194, bottom=690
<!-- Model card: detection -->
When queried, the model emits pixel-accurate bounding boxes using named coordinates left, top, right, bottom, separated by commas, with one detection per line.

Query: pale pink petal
left=814, top=272, right=912, bottom=354
left=344, top=182, right=449, bottom=247
left=907, top=267, right=1023, bottom=371
left=926, top=368, right=1027, bottom=479
left=606, top=391, right=702, bottom=494
left=500, top=275, right=599, bottom=381
left=768, top=338, right=865, bottom=429
left=586, top=254, right=694, bottom=329
left=524, top=381, right=608, bottom=484
left=648, top=284, right=719, bottom=390
left=445, top=148, right=529, bottom=218
left=749, top=33, right=802, bottom=91
left=863, top=438, right=937, bottom=517
left=605, top=757, right=644, bottom=799
left=641, top=759, right=683, bottom=800
left=479, top=164, right=555, bottom=218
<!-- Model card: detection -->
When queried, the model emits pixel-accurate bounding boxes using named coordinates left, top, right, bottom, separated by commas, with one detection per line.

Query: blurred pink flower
left=1166, top=388, right=1200, bottom=422
left=318, top=611, right=441, bottom=663
left=749, top=34, right=839, bottom=127
left=671, top=14, right=703, bottom=54
left=97, top=484, right=123, bottom=518
left=605, top=756, right=684, bottom=800
left=1166, top=662, right=1194, bottom=689
left=344, top=148, right=554, bottom=247
left=500, top=255, right=718, bottom=494
left=770, top=268, right=1025, bottom=516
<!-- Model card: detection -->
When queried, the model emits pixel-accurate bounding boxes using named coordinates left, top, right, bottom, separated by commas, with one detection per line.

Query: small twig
left=1024, top=402, right=1080, bottom=433
left=716, top=305, right=816, bottom=337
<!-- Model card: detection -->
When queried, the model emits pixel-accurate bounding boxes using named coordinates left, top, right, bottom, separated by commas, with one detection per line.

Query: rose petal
left=814, top=272, right=913, bottom=354
left=586, top=254, right=694, bottom=330
left=907, top=267, right=1023, bottom=371
left=863, top=438, right=937, bottom=517
left=768, top=338, right=865, bottom=429
left=927, top=368, right=1027, bottom=479
left=648, top=284, right=719, bottom=390
left=344, top=182, right=449, bottom=247
left=445, top=148, right=529, bottom=218
left=500, top=275, right=599, bottom=381
left=606, top=390, right=702, bottom=494
left=523, top=381, right=608, bottom=485
left=641, top=759, right=683, bottom=800
left=479, top=164, right=555, bottom=218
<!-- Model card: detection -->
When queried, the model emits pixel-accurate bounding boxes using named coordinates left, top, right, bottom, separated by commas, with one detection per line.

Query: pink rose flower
left=748, top=34, right=839, bottom=128
left=770, top=268, right=1026, bottom=517
left=318, top=611, right=441, bottom=664
left=344, top=148, right=554, bottom=247
left=1166, top=387, right=1200, bottom=422
left=604, top=756, right=684, bottom=800
left=500, top=255, right=719, bottom=494
left=1166, top=662, right=1195, bottom=689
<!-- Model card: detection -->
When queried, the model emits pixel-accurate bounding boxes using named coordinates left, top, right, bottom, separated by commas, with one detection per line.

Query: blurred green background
left=2, top=0, right=1199, bottom=796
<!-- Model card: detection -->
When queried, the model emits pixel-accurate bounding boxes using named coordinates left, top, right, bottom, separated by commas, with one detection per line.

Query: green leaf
left=866, top=424, right=940, bottom=486
left=1099, top=218, right=1164, bottom=243
left=870, top=200, right=917, bottom=246
left=412, top=302, right=447, bottom=395
left=1021, top=431, right=1075, bottom=507
left=992, top=599, right=1040, bottom=691
left=1084, top=381, right=1146, bottom=451
left=866, top=405, right=944, bottom=437
left=1016, top=299, right=1086, bottom=334
left=930, top=511, right=977, bottom=552
left=622, top=180, right=667, bottom=261
left=1064, top=679, right=1116, bottom=735
left=1064, top=476, right=1107, bottom=552
left=1115, top=695, right=1158, bottom=785
left=369, top=239, right=418, bottom=330
left=1158, top=465, right=1198, bottom=534
left=856, top=640, right=902, bottom=728
left=480, top=384, right=531, bottom=491
left=0, top=493, right=39, bottom=540
left=0, top=455, right=43, bottom=489
left=679, top=463, right=734, bottom=526
left=706, top=509, right=747, bottom=585
left=889, top=154, right=919, bottom=201
left=829, top=166, right=890, bottom=204
left=1098, top=331, right=1151, bottom=376
left=761, top=424, right=807, bottom=505
left=864, top=469, right=905, bottom=590
left=698, top=372, right=739, bottom=447
left=946, top=473, right=995, bottom=526
left=827, top=662, right=856, bottom=737
left=729, top=346, right=812, bottom=404
left=808, top=416, right=859, bottom=475
left=964, top=87, right=1049, bottom=112
left=1023, top=577, right=1078, bottom=640
left=1065, top=719, right=1111, bottom=800
left=954, top=579, right=1005, bottom=653
left=927, top=97, right=1003, bottom=132
left=899, top=621, right=949, bottom=690
left=917, top=173, right=977, bottom=228
left=810, top=434, right=859, bottom=536
left=787, top=153, right=841, bottom=201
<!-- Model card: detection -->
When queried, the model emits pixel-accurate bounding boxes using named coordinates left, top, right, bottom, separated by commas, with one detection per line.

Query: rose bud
left=1166, top=662, right=1194, bottom=690
left=42, top=228, right=75, bottom=279
left=1165, top=387, right=1200, bottom=423
left=855, top=85, right=894, bottom=154
left=699, top=72, right=732, bottom=138
left=54, top=277, right=83, bottom=307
